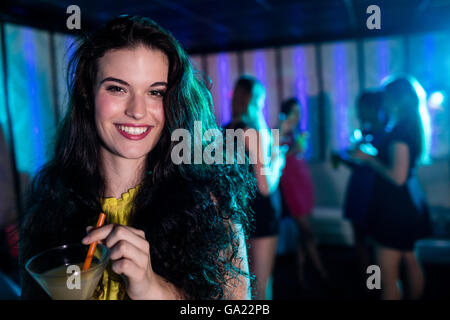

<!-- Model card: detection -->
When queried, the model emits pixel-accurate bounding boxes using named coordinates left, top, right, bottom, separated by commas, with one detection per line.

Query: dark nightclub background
left=0, top=0, right=449, bottom=300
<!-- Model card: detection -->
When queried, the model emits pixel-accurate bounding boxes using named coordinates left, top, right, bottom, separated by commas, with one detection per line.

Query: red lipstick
left=114, top=123, right=152, bottom=141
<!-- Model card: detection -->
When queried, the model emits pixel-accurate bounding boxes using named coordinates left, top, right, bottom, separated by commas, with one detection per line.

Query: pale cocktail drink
left=26, top=243, right=110, bottom=300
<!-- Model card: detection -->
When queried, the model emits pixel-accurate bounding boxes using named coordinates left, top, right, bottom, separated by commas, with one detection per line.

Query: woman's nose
left=125, top=95, right=147, bottom=119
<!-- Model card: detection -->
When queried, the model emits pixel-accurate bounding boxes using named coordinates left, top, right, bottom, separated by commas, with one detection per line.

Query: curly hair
left=19, top=15, right=256, bottom=300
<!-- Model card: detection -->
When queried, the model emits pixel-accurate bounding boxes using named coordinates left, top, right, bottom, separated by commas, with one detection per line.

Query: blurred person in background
left=225, top=75, right=287, bottom=299
left=278, top=97, right=328, bottom=287
left=351, top=75, right=433, bottom=300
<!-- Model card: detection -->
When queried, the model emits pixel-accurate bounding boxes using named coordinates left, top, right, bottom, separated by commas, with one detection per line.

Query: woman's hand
left=82, top=224, right=170, bottom=300
left=352, top=142, right=410, bottom=186
left=347, top=142, right=377, bottom=164
left=350, top=148, right=373, bottom=161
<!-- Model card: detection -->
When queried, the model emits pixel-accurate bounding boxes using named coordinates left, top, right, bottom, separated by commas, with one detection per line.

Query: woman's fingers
left=83, top=224, right=149, bottom=254
left=82, top=223, right=155, bottom=299
left=82, top=224, right=115, bottom=244
left=112, top=258, right=146, bottom=282
left=83, top=226, right=106, bottom=245
left=82, top=224, right=150, bottom=268
left=104, top=225, right=149, bottom=254
left=124, top=226, right=147, bottom=240
left=109, top=240, right=149, bottom=269
left=84, top=224, right=144, bottom=241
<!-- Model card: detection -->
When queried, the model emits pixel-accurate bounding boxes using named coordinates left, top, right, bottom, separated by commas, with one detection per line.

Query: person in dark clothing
left=351, top=75, right=432, bottom=300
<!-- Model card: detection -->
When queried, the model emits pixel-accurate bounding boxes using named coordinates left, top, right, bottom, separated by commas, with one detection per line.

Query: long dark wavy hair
left=19, top=15, right=256, bottom=300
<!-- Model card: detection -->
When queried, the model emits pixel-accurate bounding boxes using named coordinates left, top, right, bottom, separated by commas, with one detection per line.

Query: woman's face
left=94, top=45, right=168, bottom=161
left=288, top=103, right=301, bottom=127
left=282, top=103, right=300, bottom=132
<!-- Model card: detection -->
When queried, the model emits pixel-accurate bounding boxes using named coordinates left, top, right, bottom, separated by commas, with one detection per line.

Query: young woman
left=19, top=15, right=255, bottom=300
left=225, top=75, right=287, bottom=299
left=278, top=97, right=328, bottom=286
left=352, top=75, right=432, bottom=300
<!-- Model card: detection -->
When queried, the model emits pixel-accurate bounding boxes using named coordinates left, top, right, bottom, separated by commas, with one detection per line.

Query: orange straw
left=82, top=213, right=106, bottom=271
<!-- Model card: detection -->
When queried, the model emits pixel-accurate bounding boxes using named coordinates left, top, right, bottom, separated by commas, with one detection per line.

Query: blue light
left=412, top=78, right=432, bottom=165
left=293, top=48, right=308, bottom=132
left=5, top=24, right=55, bottom=179
left=253, top=50, right=269, bottom=125
left=293, top=47, right=312, bottom=159
left=360, top=143, right=378, bottom=156
left=334, top=44, right=350, bottom=150
left=217, top=53, right=231, bottom=126
left=378, top=40, right=389, bottom=83
left=351, top=129, right=363, bottom=143
left=428, top=91, right=445, bottom=110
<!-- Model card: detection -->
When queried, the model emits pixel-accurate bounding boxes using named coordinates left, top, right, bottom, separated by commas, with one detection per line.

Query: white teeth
left=117, top=125, right=149, bottom=135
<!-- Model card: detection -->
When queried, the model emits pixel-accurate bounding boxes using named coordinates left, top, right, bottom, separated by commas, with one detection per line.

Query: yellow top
left=95, top=185, right=140, bottom=300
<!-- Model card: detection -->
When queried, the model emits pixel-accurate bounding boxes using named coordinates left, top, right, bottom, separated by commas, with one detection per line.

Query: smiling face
left=94, top=45, right=169, bottom=161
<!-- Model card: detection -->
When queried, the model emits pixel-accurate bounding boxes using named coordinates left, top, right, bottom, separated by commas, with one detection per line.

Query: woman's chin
left=117, top=149, right=151, bottom=160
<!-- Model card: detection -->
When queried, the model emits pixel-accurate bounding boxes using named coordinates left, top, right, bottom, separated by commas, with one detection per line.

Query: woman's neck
left=100, top=148, right=145, bottom=199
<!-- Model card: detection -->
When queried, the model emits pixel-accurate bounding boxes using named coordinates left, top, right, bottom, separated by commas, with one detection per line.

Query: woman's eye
left=149, top=90, right=166, bottom=97
left=106, top=86, right=126, bottom=93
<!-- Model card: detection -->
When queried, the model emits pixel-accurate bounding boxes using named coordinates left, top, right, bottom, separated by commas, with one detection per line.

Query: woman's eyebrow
left=99, top=77, right=129, bottom=86
left=99, top=77, right=167, bottom=88
left=150, top=82, right=168, bottom=88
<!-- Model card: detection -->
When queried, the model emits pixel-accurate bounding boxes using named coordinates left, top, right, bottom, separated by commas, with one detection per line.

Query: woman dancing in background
left=19, top=15, right=254, bottom=300
left=278, top=97, right=328, bottom=286
left=225, top=75, right=287, bottom=299
left=352, top=75, right=433, bottom=300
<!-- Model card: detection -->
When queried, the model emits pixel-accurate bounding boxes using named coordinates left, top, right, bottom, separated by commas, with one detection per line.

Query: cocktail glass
left=25, top=243, right=110, bottom=300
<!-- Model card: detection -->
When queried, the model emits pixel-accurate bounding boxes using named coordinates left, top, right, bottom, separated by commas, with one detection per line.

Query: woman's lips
left=114, top=124, right=152, bottom=140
